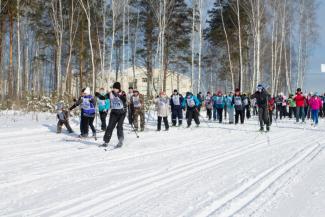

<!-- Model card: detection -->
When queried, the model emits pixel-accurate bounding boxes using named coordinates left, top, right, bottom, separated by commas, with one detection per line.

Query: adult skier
left=212, top=90, right=225, bottom=123
left=287, top=94, right=296, bottom=119
left=69, top=87, right=96, bottom=138
left=225, top=92, right=235, bottom=124
left=170, top=89, right=184, bottom=126
left=251, top=84, right=271, bottom=131
left=130, top=90, right=145, bottom=131
left=197, top=92, right=204, bottom=112
left=96, top=82, right=127, bottom=148
left=127, top=87, right=134, bottom=125
left=308, top=93, right=322, bottom=126
left=242, top=93, right=251, bottom=119
left=155, top=91, right=170, bottom=131
left=97, top=87, right=110, bottom=131
left=182, top=92, right=201, bottom=127
left=205, top=92, right=213, bottom=120
left=268, top=96, right=275, bottom=125
left=293, top=88, right=306, bottom=123
left=232, top=88, right=245, bottom=124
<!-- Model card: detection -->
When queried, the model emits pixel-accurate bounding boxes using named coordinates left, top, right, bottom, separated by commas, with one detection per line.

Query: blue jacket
left=170, top=94, right=184, bottom=109
left=98, top=97, right=110, bottom=112
left=182, top=95, right=200, bottom=109
left=225, top=96, right=234, bottom=109
left=212, top=95, right=225, bottom=109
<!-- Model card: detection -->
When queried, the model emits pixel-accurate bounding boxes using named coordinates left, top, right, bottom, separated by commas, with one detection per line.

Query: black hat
left=297, top=88, right=301, bottom=92
left=173, top=89, right=178, bottom=93
left=128, top=86, right=133, bottom=90
left=113, top=82, right=121, bottom=90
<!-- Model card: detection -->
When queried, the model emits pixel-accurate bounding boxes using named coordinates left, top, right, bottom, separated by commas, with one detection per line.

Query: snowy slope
left=0, top=111, right=324, bottom=217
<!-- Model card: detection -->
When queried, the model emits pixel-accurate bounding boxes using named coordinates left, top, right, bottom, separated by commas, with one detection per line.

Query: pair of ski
left=98, top=143, right=123, bottom=151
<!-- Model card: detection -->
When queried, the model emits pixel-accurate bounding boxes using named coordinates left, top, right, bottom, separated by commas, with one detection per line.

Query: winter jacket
left=69, top=95, right=96, bottom=117
left=98, top=95, right=110, bottom=112
left=170, top=94, right=184, bottom=109
left=294, top=93, right=305, bottom=107
left=205, top=95, right=213, bottom=110
left=155, top=96, right=170, bottom=117
left=225, top=96, right=234, bottom=109
left=232, top=95, right=244, bottom=110
left=131, top=94, right=145, bottom=111
left=250, top=90, right=270, bottom=108
left=309, top=96, right=322, bottom=110
left=268, top=98, right=275, bottom=111
left=212, top=95, right=225, bottom=109
left=95, top=91, right=127, bottom=115
left=182, top=94, right=200, bottom=109
left=287, top=97, right=296, bottom=107
left=57, top=110, right=69, bottom=121
left=242, top=95, right=250, bottom=107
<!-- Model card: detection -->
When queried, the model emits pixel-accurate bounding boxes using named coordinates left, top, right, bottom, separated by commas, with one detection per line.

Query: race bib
left=111, top=95, right=123, bottom=109
left=187, top=98, right=195, bottom=107
left=172, top=95, right=180, bottom=106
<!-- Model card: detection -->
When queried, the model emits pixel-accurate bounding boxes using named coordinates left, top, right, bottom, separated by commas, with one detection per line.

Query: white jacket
left=155, top=96, right=170, bottom=117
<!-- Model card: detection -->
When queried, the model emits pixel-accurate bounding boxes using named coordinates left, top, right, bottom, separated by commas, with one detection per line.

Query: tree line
left=0, top=0, right=317, bottom=108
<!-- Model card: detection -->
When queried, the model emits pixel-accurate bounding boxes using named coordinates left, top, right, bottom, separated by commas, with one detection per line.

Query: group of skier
left=55, top=82, right=323, bottom=148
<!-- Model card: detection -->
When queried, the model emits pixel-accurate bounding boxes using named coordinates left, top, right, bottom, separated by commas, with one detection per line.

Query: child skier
left=212, top=90, right=225, bottom=123
left=130, top=90, right=145, bottom=131
left=205, top=92, right=213, bottom=120
left=56, top=103, right=73, bottom=134
left=170, top=89, right=184, bottom=126
left=96, top=82, right=127, bottom=148
left=232, top=88, right=245, bottom=124
left=69, top=87, right=96, bottom=138
left=155, top=91, right=170, bottom=131
left=97, top=88, right=110, bottom=131
left=308, top=93, right=322, bottom=126
left=182, top=92, right=200, bottom=127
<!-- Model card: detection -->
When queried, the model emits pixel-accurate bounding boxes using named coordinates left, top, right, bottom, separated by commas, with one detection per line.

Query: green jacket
left=287, top=98, right=296, bottom=107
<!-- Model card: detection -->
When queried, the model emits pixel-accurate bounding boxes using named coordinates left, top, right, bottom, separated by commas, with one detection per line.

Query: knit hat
left=297, top=88, right=301, bottom=92
left=113, top=82, right=121, bottom=90
left=84, top=87, right=91, bottom=95
left=235, top=88, right=240, bottom=92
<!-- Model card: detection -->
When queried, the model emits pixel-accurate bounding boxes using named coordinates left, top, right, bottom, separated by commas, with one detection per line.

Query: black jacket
left=251, top=90, right=270, bottom=108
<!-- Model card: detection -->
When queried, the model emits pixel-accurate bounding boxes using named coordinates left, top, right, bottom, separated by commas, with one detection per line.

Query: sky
left=304, top=0, right=325, bottom=92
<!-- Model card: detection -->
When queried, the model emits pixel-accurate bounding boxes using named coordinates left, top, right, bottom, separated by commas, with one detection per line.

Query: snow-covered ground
left=0, top=110, right=324, bottom=217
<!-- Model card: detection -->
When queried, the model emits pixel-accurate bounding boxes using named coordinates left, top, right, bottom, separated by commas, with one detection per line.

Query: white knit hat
left=84, top=87, right=91, bottom=95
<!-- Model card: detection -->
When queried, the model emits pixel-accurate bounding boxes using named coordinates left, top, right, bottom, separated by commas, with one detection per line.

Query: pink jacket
left=309, top=96, right=322, bottom=110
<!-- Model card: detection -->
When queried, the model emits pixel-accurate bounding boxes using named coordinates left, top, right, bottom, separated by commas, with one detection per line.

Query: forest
left=0, top=0, right=318, bottom=109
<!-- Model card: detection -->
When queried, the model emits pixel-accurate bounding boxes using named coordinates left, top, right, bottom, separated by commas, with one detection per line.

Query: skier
left=251, top=84, right=271, bottom=131
left=212, top=90, right=225, bottom=123
left=97, top=87, right=110, bottom=131
left=293, top=88, right=306, bottom=123
left=170, top=89, right=184, bottom=126
left=182, top=92, right=200, bottom=127
left=225, top=91, right=235, bottom=124
left=268, top=96, right=275, bottom=125
left=232, top=88, right=245, bottom=124
left=130, top=90, right=145, bottom=131
left=205, top=92, right=213, bottom=120
left=56, top=103, right=73, bottom=134
left=127, top=87, right=134, bottom=125
left=96, top=82, right=127, bottom=148
left=242, top=93, right=251, bottom=119
left=197, top=92, right=204, bottom=112
left=69, top=87, right=96, bottom=138
left=308, top=93, right=322, bottom=127
left=287, top=94, right=296, bottom=119
left=275, top=93, right=285, bottom=120
left=155, top=91, right=170, bottom=131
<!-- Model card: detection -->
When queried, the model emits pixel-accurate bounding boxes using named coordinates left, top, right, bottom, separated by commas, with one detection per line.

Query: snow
left=0, top=110, right=325, bottom=217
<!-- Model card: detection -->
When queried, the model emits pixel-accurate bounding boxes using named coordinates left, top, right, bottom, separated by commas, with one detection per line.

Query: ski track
left=1, top=112, right=325, bottom=217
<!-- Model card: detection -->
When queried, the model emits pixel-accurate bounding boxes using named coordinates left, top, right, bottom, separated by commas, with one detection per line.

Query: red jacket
left=268, top=98, right=275, bottom=111
left=294, top=93, right=305, bottom=107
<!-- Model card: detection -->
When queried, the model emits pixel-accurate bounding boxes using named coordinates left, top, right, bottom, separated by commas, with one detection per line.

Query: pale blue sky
left=304, top=0, right=325, bottom=92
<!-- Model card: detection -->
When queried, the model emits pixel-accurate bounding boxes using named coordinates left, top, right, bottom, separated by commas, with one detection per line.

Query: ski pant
left=235, top=109, right=244, bottom=124
left=206, top=108, right=212, bottom=120
left=157, top=116, right=169, bottom=130
left=306, top=106, right=311, bottom=119
left=133, top=108, right=145, bottom=130
left=245, top=106, right=251, bottom=119
left=289, top=107, right=296, bottom=119
left=80, top=115, right=96, bottom=136
left=253, top=106, right=258, bottom=116
left=227, top=107, right=234, bottom=123
left=258, top=107, right=270, bottom=129
left=296, top=106, right=305, bottom=122
left=269, top=110, right=273, bottom=125
left=224, top=106, right=227, bottom=119
left=171, top=106, right=183, bottom=126
left=213, top=108, right=223, bottom=123
left=57, top=120, right=73, bottom=133
left=99, top=111, right=108, bottom=131
left=104, top=110, right=126, bottom=143
left=276, top=104, right=285, bottom=119
left=187, top=108, right=200, bottom=126
left=311, top=109, right=319, bottom=125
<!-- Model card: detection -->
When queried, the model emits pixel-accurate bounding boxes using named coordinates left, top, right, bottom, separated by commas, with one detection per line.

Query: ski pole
left=130, top=123, right=140, bottom=138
